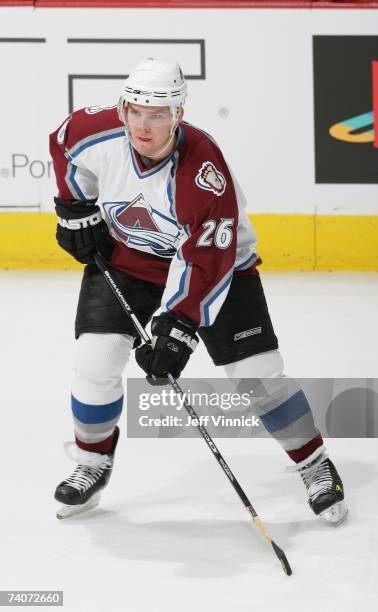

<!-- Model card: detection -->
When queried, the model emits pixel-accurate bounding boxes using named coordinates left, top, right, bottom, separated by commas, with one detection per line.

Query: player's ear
left=179, top=106, right=184, bottom=121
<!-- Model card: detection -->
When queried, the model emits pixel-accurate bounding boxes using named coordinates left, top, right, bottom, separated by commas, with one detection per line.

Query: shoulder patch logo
left=195, top=161, right=226, bottom=196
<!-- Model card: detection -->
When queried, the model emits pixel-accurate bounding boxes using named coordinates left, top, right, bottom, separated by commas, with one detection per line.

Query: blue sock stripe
left=259, top=390, right=311, bottom=434
left=71, top=395, right=123, bottom=425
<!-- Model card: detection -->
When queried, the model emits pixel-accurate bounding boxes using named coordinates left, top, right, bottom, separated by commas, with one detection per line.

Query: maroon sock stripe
left=75, top=431, right=115, bottom=454
left=287, top=434, right=324, bottom=463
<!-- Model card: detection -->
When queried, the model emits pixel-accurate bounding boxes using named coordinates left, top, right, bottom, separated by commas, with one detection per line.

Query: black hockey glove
left=55, top=197, right=115, bottom=264
left=135, top=313, right=199, bottom=385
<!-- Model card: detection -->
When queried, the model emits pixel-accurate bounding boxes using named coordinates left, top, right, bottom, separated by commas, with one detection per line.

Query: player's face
left=126, top=104, right=175, bottom=158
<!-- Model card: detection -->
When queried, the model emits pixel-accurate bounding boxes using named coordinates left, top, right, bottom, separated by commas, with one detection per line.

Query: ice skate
left=289, top=446, right=348, bottom=526
left=55, top=426, right=119, bottom=519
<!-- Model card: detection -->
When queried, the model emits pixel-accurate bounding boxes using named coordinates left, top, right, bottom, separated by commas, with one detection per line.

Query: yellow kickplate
left=0, top=212, right=377, bottom=271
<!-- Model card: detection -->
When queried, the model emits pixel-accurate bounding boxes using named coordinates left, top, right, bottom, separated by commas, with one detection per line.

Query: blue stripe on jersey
left=259, top=390, right=311, bottom=434
left=235, top=252, right=258, bottom=271
left=175, top=125, right=184, bottom=151
left=167, top=180, right=173, bottom=212
left=165, top=262, right=190, bottom=310
left=71, top=394, right=123, bottom=425
left=69, top=130, right=125, bottom=159
left=167, top=151, right=179, bottom=219
left=68, top=165, right=85, bottom=200
left=130, top=144, right=172, bottom=179
left=150, top=206, right=179, bottom=230
left=201, top=274, right=233, bottom=327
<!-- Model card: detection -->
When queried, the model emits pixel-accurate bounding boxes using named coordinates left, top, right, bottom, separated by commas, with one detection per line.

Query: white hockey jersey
left=50, top=105, right=259, bottom=326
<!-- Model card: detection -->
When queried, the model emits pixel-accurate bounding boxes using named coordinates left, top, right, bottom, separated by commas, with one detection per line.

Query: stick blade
left=271, top=540, right=293, bottom=576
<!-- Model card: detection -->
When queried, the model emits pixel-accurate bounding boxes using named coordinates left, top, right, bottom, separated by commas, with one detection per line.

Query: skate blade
left=319, top=500, right=348, bottom=527
left=56, top=492, right=101, bottom=520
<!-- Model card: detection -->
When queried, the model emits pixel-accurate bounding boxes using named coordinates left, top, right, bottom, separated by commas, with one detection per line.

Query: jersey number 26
left=197, top=218, right=234, bottom=249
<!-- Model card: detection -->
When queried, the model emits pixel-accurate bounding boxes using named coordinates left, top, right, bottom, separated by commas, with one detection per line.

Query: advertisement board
left=314, top=35, right=378, bottom=184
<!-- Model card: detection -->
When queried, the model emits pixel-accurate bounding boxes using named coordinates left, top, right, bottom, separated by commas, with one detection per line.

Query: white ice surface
left=0, top=271, right=377, bottom=611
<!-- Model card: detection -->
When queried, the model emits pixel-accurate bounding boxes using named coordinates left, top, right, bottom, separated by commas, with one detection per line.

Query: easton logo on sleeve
left=195, top=161, right=226, bottom=196
left=57, top=212, right=102, bottom=230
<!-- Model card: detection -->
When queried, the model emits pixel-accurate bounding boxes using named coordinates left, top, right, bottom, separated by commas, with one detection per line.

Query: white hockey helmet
left=118, top=57, right=187, bottom=123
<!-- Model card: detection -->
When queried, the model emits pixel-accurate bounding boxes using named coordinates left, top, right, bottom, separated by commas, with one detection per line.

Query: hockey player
left=50, top=58, right=347, bottom=524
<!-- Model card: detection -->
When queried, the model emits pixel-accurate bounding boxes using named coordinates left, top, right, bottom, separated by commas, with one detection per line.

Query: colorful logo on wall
left=313, top=36, right=378, bottom=184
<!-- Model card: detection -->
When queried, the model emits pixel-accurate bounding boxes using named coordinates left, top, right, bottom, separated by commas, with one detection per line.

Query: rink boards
left=0, top=212, right=377, bottom=270
left=0, top=5, right=377, bottom=269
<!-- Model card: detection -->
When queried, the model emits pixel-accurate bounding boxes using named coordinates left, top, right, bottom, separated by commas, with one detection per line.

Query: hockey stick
left=94, top=252, right=292, bottom=576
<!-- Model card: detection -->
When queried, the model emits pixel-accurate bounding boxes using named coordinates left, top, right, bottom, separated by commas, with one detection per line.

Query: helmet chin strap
left=146, top=125, right=178, bottom=160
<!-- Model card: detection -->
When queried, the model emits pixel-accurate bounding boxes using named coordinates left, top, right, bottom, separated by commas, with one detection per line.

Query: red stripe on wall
left=373, top=61, right=378, bottom=148
left=0, top=1, right=33, bottom=5
left=34, top=1, right=311, bottom=5
left=1, top=1, right=378, bottom=9
left=32, top=2, right=378, bottom=8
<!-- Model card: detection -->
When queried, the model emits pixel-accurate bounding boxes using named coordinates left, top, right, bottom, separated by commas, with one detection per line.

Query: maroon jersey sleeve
left=162, top=127, right=238, bottom=327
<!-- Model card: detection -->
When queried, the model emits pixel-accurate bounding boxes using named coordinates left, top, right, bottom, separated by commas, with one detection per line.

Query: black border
left=66, top=38, right=206, bottom=113
left=0, top=38, right=46, bottom=43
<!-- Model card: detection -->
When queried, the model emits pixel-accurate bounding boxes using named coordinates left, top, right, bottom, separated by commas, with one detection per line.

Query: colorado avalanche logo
left=195, top=161, right=226, bottom=197
left=103, top=194, right=178, bottom=258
